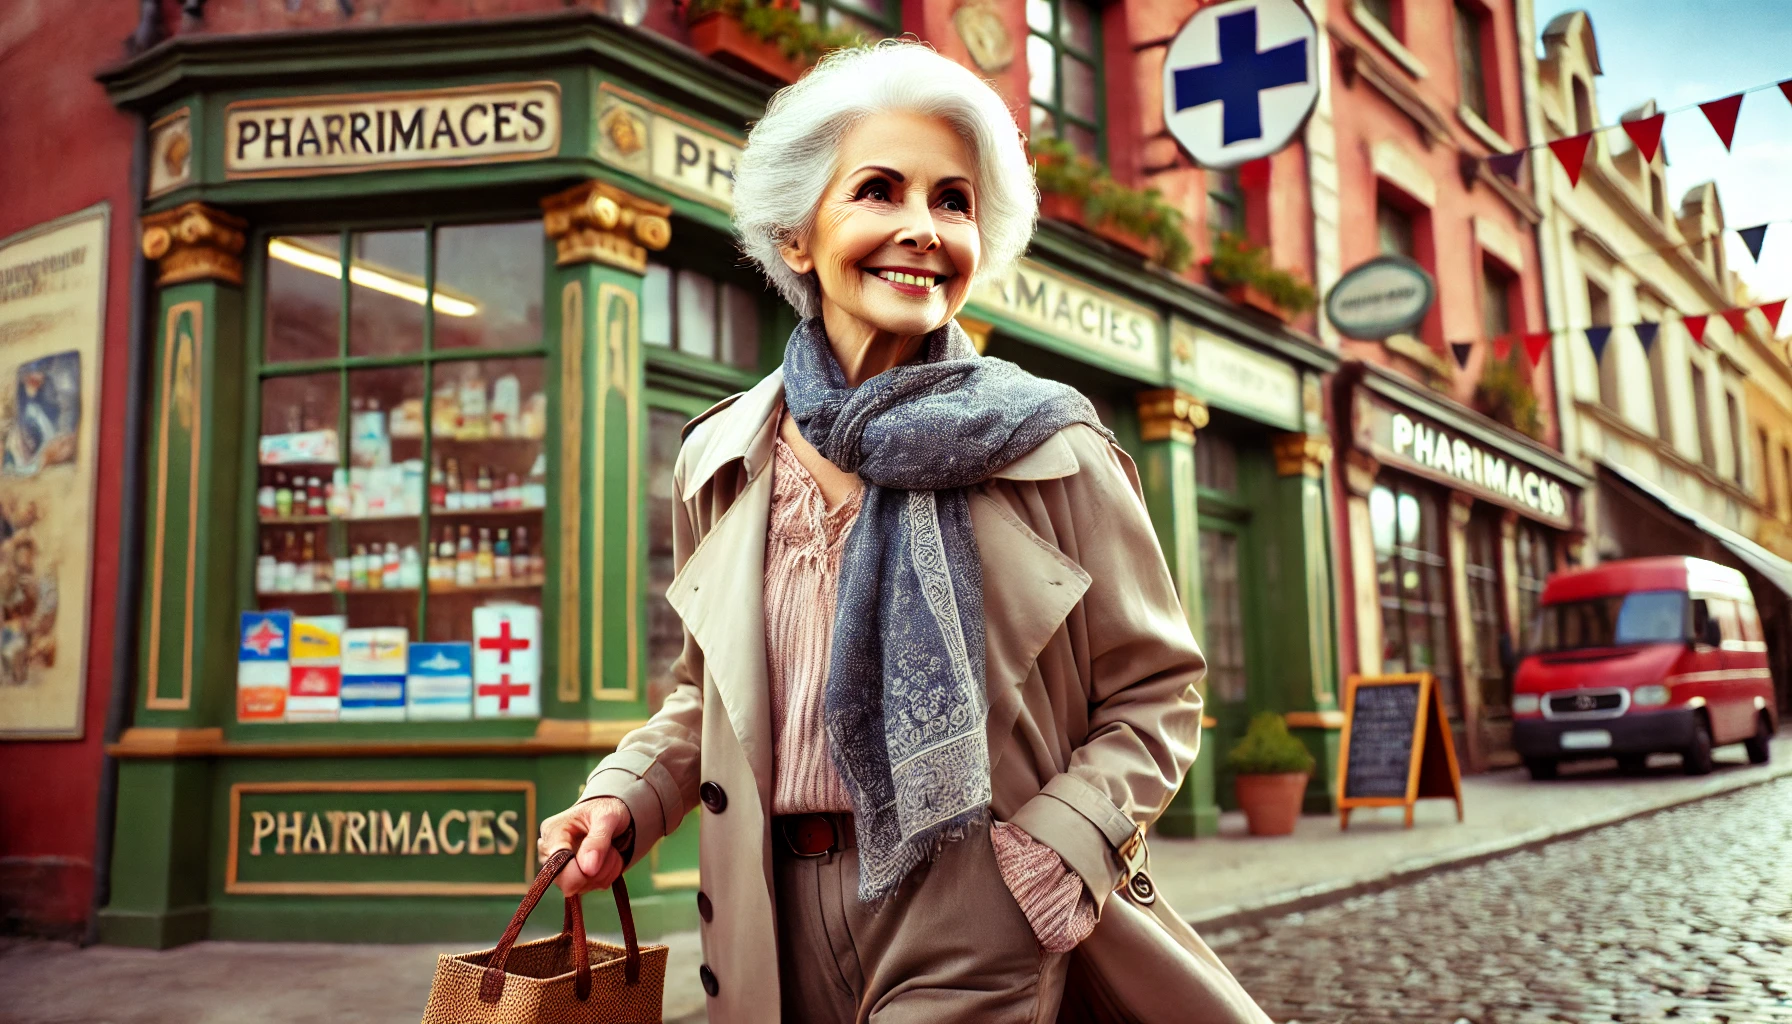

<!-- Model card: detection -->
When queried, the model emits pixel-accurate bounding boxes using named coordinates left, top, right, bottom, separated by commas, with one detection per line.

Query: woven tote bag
left=422, top=849, right=668, bottom=1024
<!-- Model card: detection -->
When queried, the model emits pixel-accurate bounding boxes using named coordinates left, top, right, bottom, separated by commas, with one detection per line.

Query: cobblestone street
left=1210, top=774, right=1792, bottom=1024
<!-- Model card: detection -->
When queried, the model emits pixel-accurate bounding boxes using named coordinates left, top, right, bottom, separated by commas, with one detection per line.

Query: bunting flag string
left=1635, top=321, right=1660, bottom=353
left=1585, top=326, right=1613, bottom=363
left=1762, top=300, right=1787, bottom=333
left=1487, top=76, right=1792, bottom=187
left=1613, top=221, right=1781, bottom=265
left=1441, top=298, right=1792, bottom=370
left=1738, top=224, right=1771, bottom=262
left=1523, top=332, right=1553, bottom=367
left=1450, top=342, right=1474, bottom=370
left=1684, top=314, right=1710, bottom=346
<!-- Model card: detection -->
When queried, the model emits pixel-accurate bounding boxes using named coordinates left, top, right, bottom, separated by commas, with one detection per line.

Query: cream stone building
left=1524, top=8, right=1792, bottom=711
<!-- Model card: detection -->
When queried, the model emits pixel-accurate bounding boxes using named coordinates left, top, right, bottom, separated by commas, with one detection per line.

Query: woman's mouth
left=865, top=267, right=948, bottom=297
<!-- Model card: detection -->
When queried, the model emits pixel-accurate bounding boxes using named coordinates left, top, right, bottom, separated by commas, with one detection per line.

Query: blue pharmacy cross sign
left=1162, top=0, right=1321, bottom=170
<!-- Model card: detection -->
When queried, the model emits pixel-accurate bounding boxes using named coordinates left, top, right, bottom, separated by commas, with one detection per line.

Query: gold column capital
left=541, top=180, right=672, bottom=272
left=1273, top=432, right=1333, bottom=478
left=1136, top=388, right=1209, bottom=445
left=140, top=202, right=247, bottom=286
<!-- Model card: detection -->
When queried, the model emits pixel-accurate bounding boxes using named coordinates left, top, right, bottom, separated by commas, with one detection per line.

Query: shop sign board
left=1358, top=393, right=1573, bottom=527
left=971, top=259, right=1162, bottom=378
left=1325, top=255, right=1435, bottom=340
left=595, top=85, right=743, bottom=211
left=226, top=780, right=536, bottom=895
left=1161, top=0, right=1320, bottom=169
left=1176, top=321, right=1300, bottom=429
left=223, top=82, right=562, bottom=179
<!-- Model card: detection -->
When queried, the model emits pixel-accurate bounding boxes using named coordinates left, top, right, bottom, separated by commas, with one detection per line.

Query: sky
left=1537, top=1, right=1792, bottom=333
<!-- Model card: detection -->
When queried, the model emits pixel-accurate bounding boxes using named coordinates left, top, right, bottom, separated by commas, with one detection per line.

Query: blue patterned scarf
left=781, top=317, right=1106, bottom=902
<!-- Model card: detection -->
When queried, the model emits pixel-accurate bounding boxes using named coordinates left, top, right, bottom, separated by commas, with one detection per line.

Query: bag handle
left=479, top=848, right=642, bottom=1004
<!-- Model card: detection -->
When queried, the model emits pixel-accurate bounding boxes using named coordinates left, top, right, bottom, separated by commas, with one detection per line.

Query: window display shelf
left=430, top=576, right=546, bottom=594
left=258, top=509, right=544, bottom=526
left=259, top=514, right=334, bottom=526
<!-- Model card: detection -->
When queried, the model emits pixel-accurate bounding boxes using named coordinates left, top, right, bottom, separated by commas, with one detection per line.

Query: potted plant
left=1473, top=348, right=1545, bottom=440
left=1202, top=232, right=1317, bottom=322
left=1029, top=138, right=1194, bottom=272
left=1226, top=712, right=1316, bottom=837
left=681, top=0, right=865, bottom=83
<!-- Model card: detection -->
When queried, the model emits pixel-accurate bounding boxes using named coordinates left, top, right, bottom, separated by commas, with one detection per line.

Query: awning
left=1598, top=459, right=1792, bottom=596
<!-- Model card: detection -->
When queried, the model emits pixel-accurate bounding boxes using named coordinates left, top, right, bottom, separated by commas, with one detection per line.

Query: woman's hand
left=537, top=796, right=633, bottom=896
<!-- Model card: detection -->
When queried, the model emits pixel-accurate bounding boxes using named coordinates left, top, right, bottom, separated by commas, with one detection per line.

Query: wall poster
left=0, top=205, right=107, bottom=739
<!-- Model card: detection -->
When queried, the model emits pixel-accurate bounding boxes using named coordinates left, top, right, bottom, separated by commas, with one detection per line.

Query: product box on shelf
left=287, top=615, right=345, bottom=722
left=340, top=626, right=407, bottom=722
left=258, top=429, right=340, bottom=466
left=472, top=604, right=540, bottom=719
left=236, top=611, right=292, bottom=723
left=406, top=642, right=474, bottom=721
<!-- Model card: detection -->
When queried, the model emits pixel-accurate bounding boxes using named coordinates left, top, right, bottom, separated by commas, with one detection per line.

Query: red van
left=1512, top=556, right=1777, bottom=779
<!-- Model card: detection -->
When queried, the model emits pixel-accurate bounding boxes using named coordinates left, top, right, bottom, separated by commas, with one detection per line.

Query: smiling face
left=780, top=111, right=982, bottom=344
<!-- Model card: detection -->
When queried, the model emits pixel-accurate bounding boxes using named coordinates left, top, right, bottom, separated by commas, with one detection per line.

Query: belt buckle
left=783, top=815, right=835, bottom=858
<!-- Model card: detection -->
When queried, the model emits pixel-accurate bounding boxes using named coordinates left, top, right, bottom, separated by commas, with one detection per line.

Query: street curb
left=1187, top=754, right=1792, bottom=940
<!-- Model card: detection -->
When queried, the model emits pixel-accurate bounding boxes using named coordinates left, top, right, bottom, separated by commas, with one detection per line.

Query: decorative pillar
left=1133, top=389, right=1217, bottom=837
left=1342, top=449, right=1384, bottom=678
left=1447, top=492, right=1483, bottom=771
left=1269, top=431, right=1343, bottom=812
left=103, top=202, right=248, bottom=949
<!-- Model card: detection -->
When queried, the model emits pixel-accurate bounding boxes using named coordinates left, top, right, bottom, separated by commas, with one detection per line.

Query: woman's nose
left=893, top=195, right=940, bottom=251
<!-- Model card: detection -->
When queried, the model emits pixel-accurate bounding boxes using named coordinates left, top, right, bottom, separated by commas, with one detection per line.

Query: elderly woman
left=540, top=42, right=1268, bottom=1024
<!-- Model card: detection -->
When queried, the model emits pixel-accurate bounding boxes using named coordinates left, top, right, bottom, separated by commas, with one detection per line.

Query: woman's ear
left=779, top=237, right=814, bottom=276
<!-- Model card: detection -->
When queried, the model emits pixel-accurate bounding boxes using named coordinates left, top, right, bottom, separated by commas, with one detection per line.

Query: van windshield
left=1532, top=590, right=1687, bottom=653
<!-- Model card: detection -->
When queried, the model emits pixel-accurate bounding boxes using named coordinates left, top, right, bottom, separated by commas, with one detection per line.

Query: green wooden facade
left=99, top=11, right=1344, bottom=947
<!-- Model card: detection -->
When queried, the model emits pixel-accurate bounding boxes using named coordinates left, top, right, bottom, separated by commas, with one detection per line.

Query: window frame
left=1027, top=0, right=1106, bottom=161
left=1453, top=0, right=1491, bottom=123
left=801, top=0, right=901, bottom=37
left=1207, top=168, right=1244, bottom=239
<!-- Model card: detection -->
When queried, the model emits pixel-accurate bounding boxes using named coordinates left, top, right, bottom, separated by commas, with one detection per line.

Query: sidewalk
left=3, top=734, right=1785, bottom=1024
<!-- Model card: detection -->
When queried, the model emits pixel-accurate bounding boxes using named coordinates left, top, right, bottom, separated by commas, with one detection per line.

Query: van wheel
left=1525, top=758, right=1558, bottom=781
left=1617, top=754, right=1649, bottom=776
left=1682, top=717, right=1715, bottom=776
left=1744, top=713, right=1773, bottom=765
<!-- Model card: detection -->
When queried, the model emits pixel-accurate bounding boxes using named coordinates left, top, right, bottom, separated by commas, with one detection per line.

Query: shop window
left=1572, top=76, right=1594, bottom=135
left=255, top=223, right=549, bottom=710
left=641, top=261, right=759, bottom=371
left=1207, top=169, right=1243, bottom=238
left=1481, top=259, right=1514, bottom=341
left=1691, top=362, right=1715, bottom=469
left=1453, top=1, right=1490, bottom=123
left=800, top=0, right=899, bottom=37
left=1360, top=0, right=1397, bottom=34
left=1370, top=479, right=1459, bottom=718
left=1650, top=172, right=1666, bottom=221
left=1199, top=529, right=1248, bottom=704
left=1515, top=520, right=1553, bottom=650
left=1464, top=506, right=1506, bottom=717
left=1377, top=197, right=1415, bottom=259
left=1195, top=431, right=1239, bottom=495
left=645, top=406, right=690, bottom=715
left=1727, top=391, right=1746, bottom=484
left=1027, top=0, right=1104, bottom=160
left=1759, top=427, right=1775, bottom=510
left=1646, top=305, right=1672, bottom=440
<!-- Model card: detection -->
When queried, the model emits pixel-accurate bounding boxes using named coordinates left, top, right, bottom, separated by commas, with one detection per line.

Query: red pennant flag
left=1522, top=331, right=1551, bottom=367
left=1761, top=299, right=1787, bottom=333
left=1700, top=93, right=1745, bottom=150
left=1722, top=308, right=1753, bottom=335
left=1492, top=334, right=1513, bottom=360
left=1684, top=314, right=1709, bottom=346
left=1548, top=133, right=1594, bottom=186
left=1621, top=113, right=1665, bottom=163
left=1780, top=80, right=1792, bottom=107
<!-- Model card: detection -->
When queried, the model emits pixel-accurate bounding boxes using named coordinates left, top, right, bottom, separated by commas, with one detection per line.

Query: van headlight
left=1512, top=694, right=1541, bottom=714
left=1632, top=685, right=1670, bottom=708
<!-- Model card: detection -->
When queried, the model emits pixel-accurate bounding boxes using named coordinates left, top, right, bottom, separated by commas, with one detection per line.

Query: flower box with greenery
left=1226, top=712, right=1316, bottom=837
left=1030, top=138, right=1194, bottom=272
left=681, top=0, right=866, bottom=83
left=1201, top=231, right=1317, bottom=323
left=1474, top=348, right=1545, bottom=440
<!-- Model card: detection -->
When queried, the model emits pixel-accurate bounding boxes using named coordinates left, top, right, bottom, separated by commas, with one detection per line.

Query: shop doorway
left=1195, top=427, right=1265, bottom=810
left=1465, top=505, right=1515, bottom=766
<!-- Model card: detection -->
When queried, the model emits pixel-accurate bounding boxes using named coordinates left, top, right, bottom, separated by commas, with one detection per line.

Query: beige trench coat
left=582, top=366, right=1270, bottom=1024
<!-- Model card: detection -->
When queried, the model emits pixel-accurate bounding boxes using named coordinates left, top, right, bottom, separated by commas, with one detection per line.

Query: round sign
left=1325, top=255, right=1436, bottom=341
left=1161, top=0, right=1321, bottom=170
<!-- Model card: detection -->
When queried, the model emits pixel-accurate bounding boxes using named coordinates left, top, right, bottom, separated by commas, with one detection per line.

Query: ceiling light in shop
left=267, top=238, right=479, bottom=318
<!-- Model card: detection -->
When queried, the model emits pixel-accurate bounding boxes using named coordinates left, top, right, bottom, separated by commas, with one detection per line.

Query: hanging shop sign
left=1325, top=255, right=1435, bottom=340
left=1357, top=393, right=1573, bottom=527
left=595, top=85, right=743, bottom=211
left=1176, top=320, right=1300, bottom=429
left=1161, top=0, right=1320, bottom=169
left=972, top=259, right=1162, bottom=377
left=226, top=780, right=537, bottom=895
left=223, top=82, right=562, bottom=179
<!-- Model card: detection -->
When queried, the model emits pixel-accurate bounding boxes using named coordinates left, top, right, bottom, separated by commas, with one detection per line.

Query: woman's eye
left=938, top=189, right=972, bottom=214
left=855, top=179, right=893, bottom=202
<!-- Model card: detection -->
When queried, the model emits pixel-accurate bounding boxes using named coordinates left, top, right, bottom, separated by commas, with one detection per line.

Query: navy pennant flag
left=1634, top=321, right=1660, bottom=352
left=1586, top=326, right=1613, bottom=362
left=1450, top=342, right=1474, bottom=369
left=1486, top=151, right=1525, bottom=184
left=1739, top=224, right=1770, bottom=262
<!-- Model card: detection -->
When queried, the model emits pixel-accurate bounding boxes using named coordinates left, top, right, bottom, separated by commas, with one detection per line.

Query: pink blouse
left=763, top=436, right=1096, bottom=952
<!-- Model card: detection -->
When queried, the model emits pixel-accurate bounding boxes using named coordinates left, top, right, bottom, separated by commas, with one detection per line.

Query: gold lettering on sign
left=970, top=259, right=1162, bottom=376
left=240, top=807, right=530, bottom=856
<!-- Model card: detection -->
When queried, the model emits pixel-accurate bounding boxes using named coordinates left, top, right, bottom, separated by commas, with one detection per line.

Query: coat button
left=697, top=890, right=714, bottom=923
left=700, top=781, right=727, bottom=813
left=699, top=964, right=719, bottom=997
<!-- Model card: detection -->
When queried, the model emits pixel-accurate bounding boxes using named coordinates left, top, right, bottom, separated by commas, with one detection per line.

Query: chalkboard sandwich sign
left=1336, top=673, right=1463, bottom=830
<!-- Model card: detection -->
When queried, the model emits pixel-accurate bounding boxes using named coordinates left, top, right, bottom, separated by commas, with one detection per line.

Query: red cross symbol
left=478, top=620, right=531, bottom=664
left=244, top=619, right=284, bottom=656
left=478, top=674, right=530, bottom=712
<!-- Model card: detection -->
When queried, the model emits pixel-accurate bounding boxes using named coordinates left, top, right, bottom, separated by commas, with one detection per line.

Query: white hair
left=732, top=41, right=1038, bottom=318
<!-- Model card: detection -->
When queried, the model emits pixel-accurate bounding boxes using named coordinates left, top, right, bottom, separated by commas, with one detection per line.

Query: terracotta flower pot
left=1038, top=190, right=1086, bottom=229
left=687, top=12, right=806, bottom=84
left=1221, top=280, right=1291, bottom=322
left=1234, top=771, right=1309, bottom=836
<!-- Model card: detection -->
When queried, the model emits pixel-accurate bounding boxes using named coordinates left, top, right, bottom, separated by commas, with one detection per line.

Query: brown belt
left=775, top=812, right=855, bottom=857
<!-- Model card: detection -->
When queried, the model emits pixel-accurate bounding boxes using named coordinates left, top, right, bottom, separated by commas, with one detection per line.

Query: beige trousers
left=774, top=824, right=1069, bottom=1024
